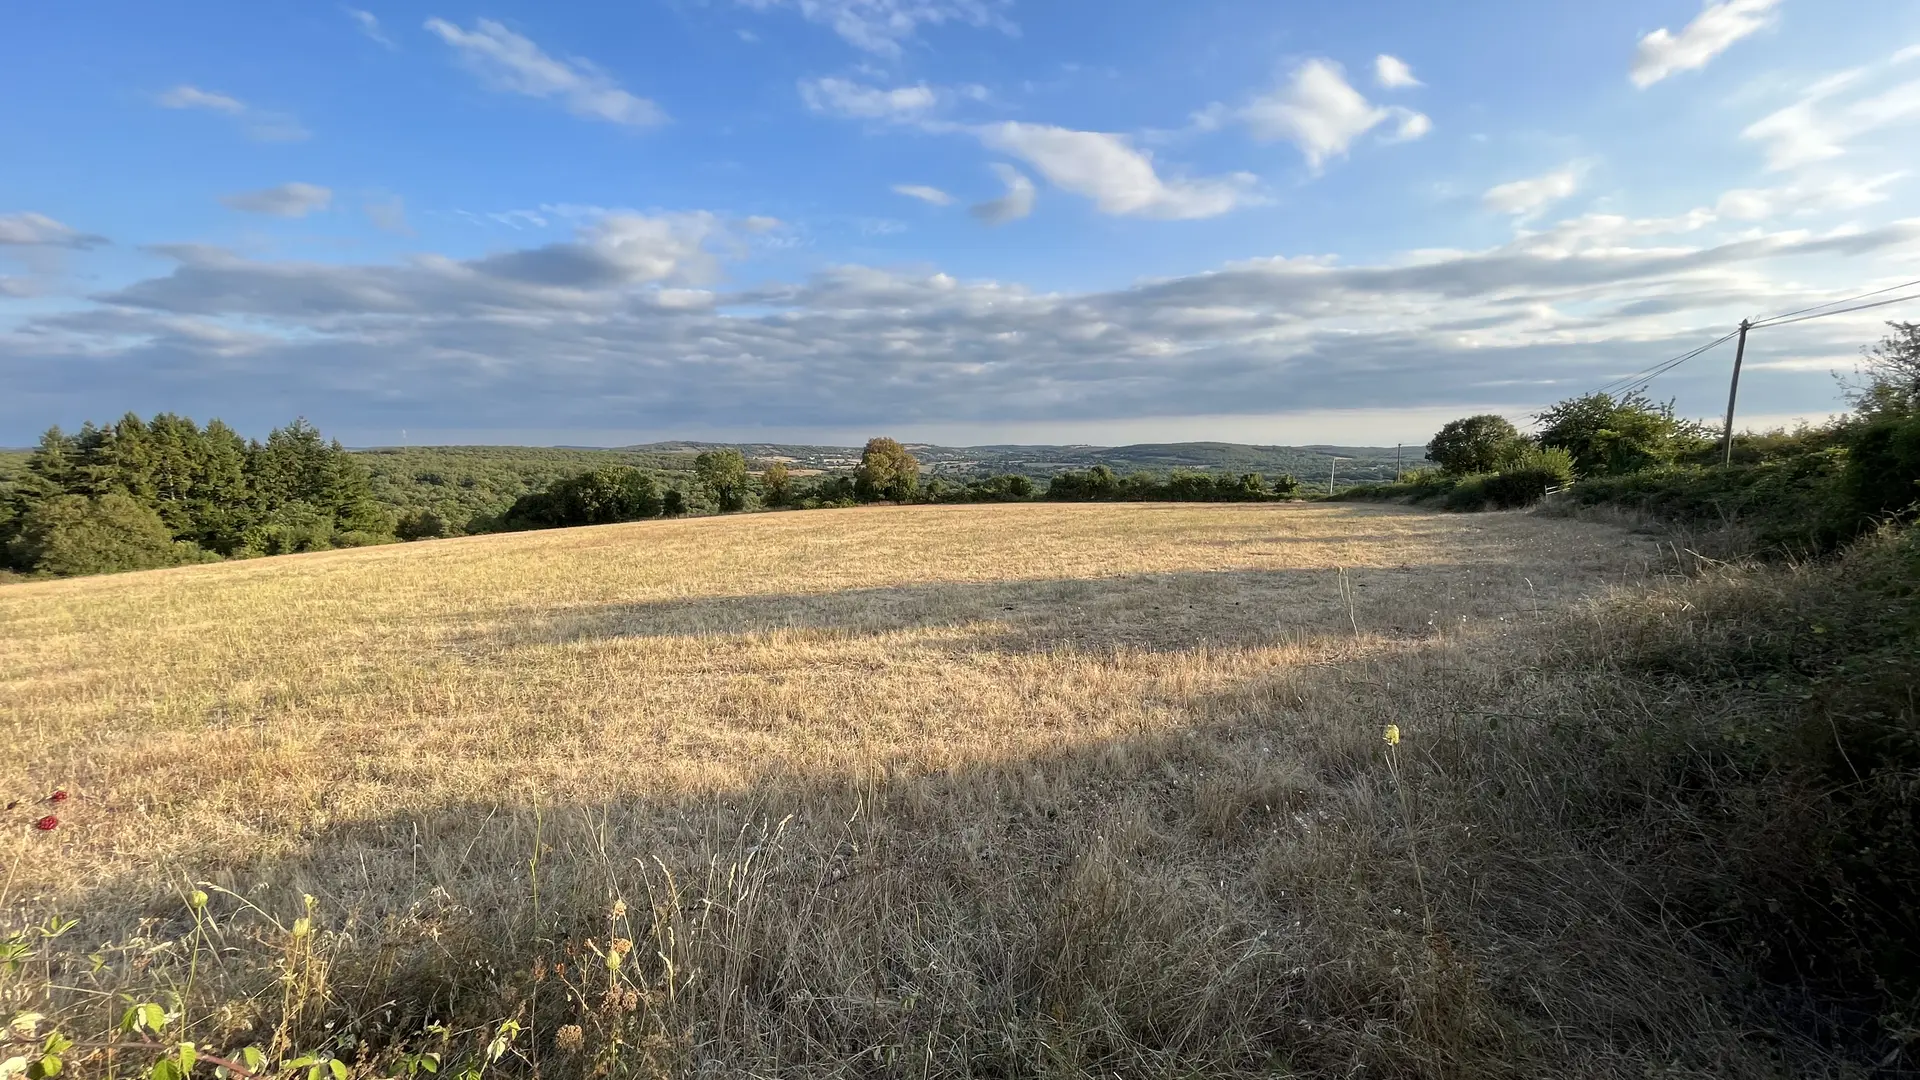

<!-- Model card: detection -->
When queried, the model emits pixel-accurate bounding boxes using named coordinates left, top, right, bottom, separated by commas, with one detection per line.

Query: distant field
left=13, top=502, right=1800, bottom=1077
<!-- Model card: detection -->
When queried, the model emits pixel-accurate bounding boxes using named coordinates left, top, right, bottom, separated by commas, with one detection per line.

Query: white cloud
left=1389, top=109, right=1432, bottom=141
left=425, top=17, right=666, bottom=127
left=1896, top=44, right=1920, bottom=65
left=1241, top=59, right=1429, bottom=170
left=1483, top=166, right=1582, bottom=216
left=0, top=212, right=106, bottom=249
left=219, top=182, right=335, bottom=218
left=158, top=85, right=245, bottom=114
left=976, top=122, right=1257, bottom=219
left=347, top=8, right=395, bottom=48
left=798, top=76, right=936, bottom=119
left=1630, top=0, right=1779, bottom=88
left=1744, top=73, right=1920, bottom=170
left=156, top=85, right=309, bottom=141
left=14, top=214, right=1915, bottom=442
left=894, top=184, right=955, bottom=205
left=1375, top=54, right=1421, bottom=89
left=736, top=0, right=1014, bottom=58
left=969, top=164, right=1034, bottom=225
left=365, top=195, right=412, bottom=235
left=1716, top=173, right=1904, bottom=220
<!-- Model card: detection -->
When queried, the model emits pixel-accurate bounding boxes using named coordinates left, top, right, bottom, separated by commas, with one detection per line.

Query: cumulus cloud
left=798, top=76, right=936, bottom=119
left=969, top=164, right=1034, bottom=224
left=1631, top=0, right=1780, bottom=88
left=1375, top=54, right=1421, bottom=89
left=1743, top=72, right=1920, bottom=170
left=894, top=184, right=955, bottom=205
left=425, top=17, right=666, bottom=127
left=219, top=182, right=335, bottom=218
left=1241, top=59, right=1429, bottom=169
left=1483, top=166, right=1582, bottom=216
left=157, top=85, right=309, bottom=141
left=736, top=0, right=1014, bottom=57
left=0, top=212, right=107, bottom=249
left=976, top=122, right=1256, bottom=219
left=347, top=8, right=395, bottom=48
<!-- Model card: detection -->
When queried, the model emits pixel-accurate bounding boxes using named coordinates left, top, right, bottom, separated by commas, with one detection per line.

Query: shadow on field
left=459, top=563, right=1512, bottom=657
left=89, top=618, right=1766, bottom=1080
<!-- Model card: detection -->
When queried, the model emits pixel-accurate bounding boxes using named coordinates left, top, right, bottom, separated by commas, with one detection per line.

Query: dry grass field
left=0, top=503, right=1837, bottom=1077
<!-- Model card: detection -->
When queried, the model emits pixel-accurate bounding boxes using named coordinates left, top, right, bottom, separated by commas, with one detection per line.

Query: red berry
left=49, top=790, right=68, bottom=803
left=33, top=816, right=58, bottom=831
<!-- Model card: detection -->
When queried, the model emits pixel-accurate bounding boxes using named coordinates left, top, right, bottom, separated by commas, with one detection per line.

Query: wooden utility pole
left=1721, top=319, right=1751, bottom=466
left=1329, top=456, right=1340, bottom=495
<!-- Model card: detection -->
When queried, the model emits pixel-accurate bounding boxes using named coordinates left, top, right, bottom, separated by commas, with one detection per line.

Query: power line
left=1593, top=328, right=1740, bottom=397
left=1749, top=277, right=1920, bottom=328
left=1748, top=290, right=1920, bottom=329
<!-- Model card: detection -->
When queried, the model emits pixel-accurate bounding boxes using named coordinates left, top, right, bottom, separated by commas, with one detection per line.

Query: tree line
left=486, top=437, right=1305, bottom=532
left=1, top=415, right=395, bottom=577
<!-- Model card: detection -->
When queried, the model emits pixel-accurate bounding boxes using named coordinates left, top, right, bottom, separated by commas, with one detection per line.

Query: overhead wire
left=1747, top=290, right=1920, bottom=329
left=1592, top=328, right=1740, bottom=397
left=1585, top=280, right=1920, bottom=401
left=1749, top=277, right=1920, bottom=328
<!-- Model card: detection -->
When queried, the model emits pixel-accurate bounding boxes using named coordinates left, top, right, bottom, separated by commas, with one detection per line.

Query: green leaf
left=147, top=1059, right=184, bottom=1080
left=240, top=1047, right=266, bottom=1071
left=28, top=1052, right=62, bottom=1079
left=2, top=1055, right=31, bottom=1080
left=418, top=1053, right=440, bottom=1074
left=328, top=1059, right=348, bottom=1080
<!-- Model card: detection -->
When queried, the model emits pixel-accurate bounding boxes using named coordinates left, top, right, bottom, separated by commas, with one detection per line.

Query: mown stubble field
left=6, top=502, right=1781, bottom=1078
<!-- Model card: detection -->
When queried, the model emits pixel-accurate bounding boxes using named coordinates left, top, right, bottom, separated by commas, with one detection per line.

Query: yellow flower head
left=1383, top=724, right=1402, bottom=746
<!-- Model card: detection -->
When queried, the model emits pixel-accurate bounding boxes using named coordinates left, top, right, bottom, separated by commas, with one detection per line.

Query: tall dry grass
left=0, top=502, right=1834, bottom=1076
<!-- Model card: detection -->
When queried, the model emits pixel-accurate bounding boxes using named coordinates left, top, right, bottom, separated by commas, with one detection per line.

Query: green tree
left=854, top=438, right=920, bottom=503
left=694, top=449, right=751, bottom=512
left=1536, top=392, right=1705, bottom=477
left=1426, top=415, right=1525, bottom=475
left=1847, top=321, right=1920, bottom=418
left=759, top=461, right=794, bottom=508
left=7, top=493, right=202, bottom=576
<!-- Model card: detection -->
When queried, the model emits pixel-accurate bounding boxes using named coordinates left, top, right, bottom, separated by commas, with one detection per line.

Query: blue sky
left=3, top=0, right=1919, bottom=447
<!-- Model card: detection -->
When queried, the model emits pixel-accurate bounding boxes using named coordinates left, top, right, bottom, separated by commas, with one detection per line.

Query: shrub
left=661, top=488, right=687, bottom=516
left=6, top=493, right=204, bottom=576
left=929, top=474, right=1036, bottom=503
left=1842, top=412, right=1920, bottom=520
left=496, top=468, right=662, bottom=530
left=1426, top=415, right=1525, bottom=475
left=395, top=509, right=449, bottom=541
left=1476, top=448, right=1576, bottom=510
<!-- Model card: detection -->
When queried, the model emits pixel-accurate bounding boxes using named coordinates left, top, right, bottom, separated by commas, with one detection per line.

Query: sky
left=3, top=0, right=1919, bottom=448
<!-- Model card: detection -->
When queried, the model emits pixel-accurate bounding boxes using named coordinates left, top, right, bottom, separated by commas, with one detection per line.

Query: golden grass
left=3, top=503, right=1642, bottom=885
left=0, top=502, right=1798, bottom=1076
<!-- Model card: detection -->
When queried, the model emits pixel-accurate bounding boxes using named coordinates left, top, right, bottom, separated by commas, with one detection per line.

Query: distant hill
left=609, top=440, right=1425, bottom=483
